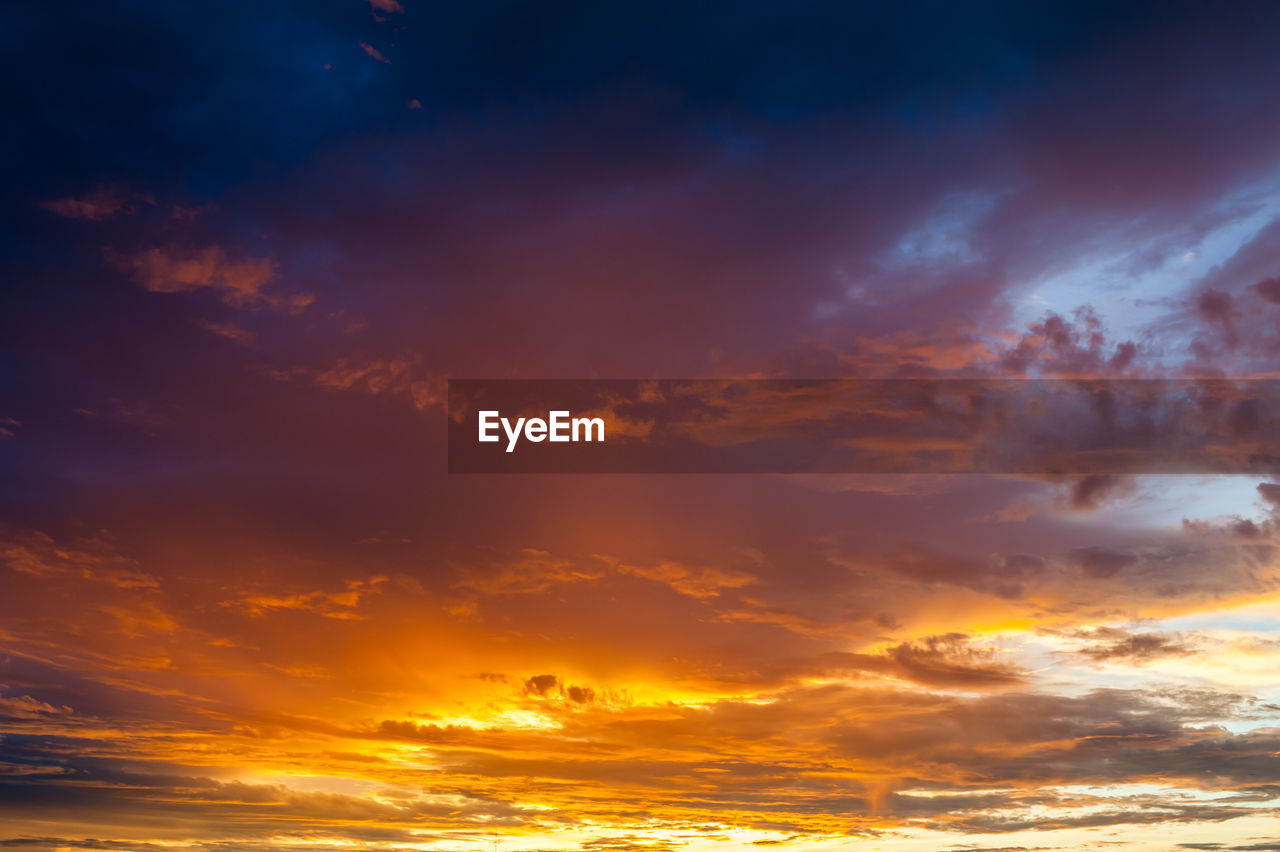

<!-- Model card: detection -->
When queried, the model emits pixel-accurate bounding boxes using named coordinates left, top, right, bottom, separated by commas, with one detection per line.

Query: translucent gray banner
left=447, top=379, right=1280, bottom=474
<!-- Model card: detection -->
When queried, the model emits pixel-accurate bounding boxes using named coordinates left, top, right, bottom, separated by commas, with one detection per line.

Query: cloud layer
left=4, top=1, right=1280, bottom=850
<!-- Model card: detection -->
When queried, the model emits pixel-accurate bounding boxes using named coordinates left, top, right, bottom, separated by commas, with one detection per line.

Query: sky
left=3, top=1, right=1280, bottom=850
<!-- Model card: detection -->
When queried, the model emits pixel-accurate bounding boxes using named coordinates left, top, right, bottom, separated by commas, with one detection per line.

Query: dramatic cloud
left=6, top=2, right=1280, bottom=850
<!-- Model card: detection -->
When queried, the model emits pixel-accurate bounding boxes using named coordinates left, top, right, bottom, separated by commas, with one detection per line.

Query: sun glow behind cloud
left=4, top=473, right=1279, bottom=849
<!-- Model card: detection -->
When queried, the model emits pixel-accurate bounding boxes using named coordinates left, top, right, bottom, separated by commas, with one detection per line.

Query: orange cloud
left=609, top=557, right=755, bottom=599
left=360, top=42, right=391, bottom=64
left=109, top=244, right=271, bottom=303
left=228, top=576, right=389, bottom=620
left=107, top=245, right=304, bottom=310
left=1, top=529, right=158, bottom=589
left=274, top=354, right=442, bottom=410
left=455, top=548, right=604, bottom=597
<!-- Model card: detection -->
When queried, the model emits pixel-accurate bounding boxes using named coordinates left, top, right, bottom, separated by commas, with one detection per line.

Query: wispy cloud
left=359, top=42, right=391, bottom=64
left=39, top=188, right=151, bottom=221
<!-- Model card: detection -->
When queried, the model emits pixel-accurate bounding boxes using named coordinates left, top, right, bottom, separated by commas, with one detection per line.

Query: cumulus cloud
left=998, top=310, right=1140, bottom=377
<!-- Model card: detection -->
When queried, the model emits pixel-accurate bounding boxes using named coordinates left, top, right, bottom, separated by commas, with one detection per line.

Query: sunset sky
left=4, top=2, right=1280, bottom=851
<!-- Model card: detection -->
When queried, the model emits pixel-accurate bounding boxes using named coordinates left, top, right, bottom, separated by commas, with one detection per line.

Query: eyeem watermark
left=478, top=410, right=606, bottom=453
left=450, top=379, right=1280, bottom=474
